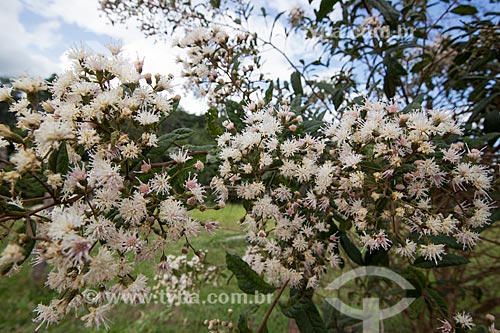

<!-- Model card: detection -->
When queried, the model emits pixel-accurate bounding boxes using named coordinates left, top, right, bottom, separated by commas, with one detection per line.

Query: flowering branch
left=256, top=280, right=289, bottom=333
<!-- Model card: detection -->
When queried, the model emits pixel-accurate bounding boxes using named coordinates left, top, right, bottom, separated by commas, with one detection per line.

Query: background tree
left=100, top=0, right=499, bottom=142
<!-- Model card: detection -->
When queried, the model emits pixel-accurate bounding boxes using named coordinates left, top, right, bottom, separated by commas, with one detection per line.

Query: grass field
left=0, top=204, right=288, bottom=333
left=0, top=204, right=498, bottom=332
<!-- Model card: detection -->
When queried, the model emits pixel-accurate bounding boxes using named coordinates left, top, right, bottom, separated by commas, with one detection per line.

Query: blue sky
left=0, top=0, right=213, bottom=113
left=0, top=0, right=181, bottom=77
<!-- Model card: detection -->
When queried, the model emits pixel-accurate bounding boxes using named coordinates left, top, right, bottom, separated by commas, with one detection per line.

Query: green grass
left=1, top=204, right=498, bottom=332
left=0, top=204, right=288, bottom=333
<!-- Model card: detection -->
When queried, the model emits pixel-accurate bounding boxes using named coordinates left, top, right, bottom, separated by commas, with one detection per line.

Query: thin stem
left=0, top=158, right=14, bottom=165
left=22, top=195, right=53, bottom=203
left=256, top=280, right=289, bottom=333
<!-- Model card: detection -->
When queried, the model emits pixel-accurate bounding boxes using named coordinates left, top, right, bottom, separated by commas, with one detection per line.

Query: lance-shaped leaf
left=291, top=71, right=303, bottom=96
left=226, top=252, right=276, bottom=294
left=280, top=290, right=327, bottom=333
left=413, top=253, right=469, bottom=268
left=48, top=141, right=69, bottom=174
left=339, top=231, right=364, bottom=265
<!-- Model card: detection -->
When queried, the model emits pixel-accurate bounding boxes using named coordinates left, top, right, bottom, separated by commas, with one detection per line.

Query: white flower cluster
left=326, top=100, right=493, bottom=263
left=438, top=311, right=499, bottom=333
left=0, top=45, right=210, bottom=330
left=214, top=99, right=494, bottom=289
left=213, top=103, right=340, bottom=289
left=175, top=26, right=261, bottom=106
left=152, top=251, right=219, bottom=306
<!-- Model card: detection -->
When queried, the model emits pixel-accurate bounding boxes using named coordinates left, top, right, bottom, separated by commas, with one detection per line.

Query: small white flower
left=170, top=148, right=192, bottom=163
left=395, top=239, right=417, bottom=259
left=454, top=311, right=475, bottom=330
left=420, top=243, right=446, bottom=265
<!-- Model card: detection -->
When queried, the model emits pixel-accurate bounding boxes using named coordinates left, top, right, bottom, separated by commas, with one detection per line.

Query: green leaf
left=1, top=219, right=37, bottom=276
left=316, top=0, right=338, bottom=21
left=225, top=100, right=246, bottom=131
left=468, top=93, right=500, bottom=123
left=384, top=58, right=408, bottom=76
left=364, top=249, right=389, bottom=266
left=264, top=81, right=274, bottom=103
left=483, top=112, right=500, bottom=134
left=383, top=57, right=407, bottom=99
left=401, top=94, right=424, bottom=113
left=210, top=0, right=221, bottom=8
left=291, top=71, right=303, bottom=96
left=407, top=296, right=425, bottom=319
left=383, top=73, right=397, bottom=99
left=225, top=252, right=276, bottom=294
left=0, top=124, right=23, bottom=143
left=463, top=132, right=500, bottom=148
left=427, top=235, right=462, bottom=250
left=237, top=316, right=254, bottom=333
left=425, top=288, right=448, bottom=314
left=237, top=305, right=260, bottom=333
left=403, top=267, right=427, bottom=294
left=280, top=290, right=327, bottom=333
left=339, top=231, right=364, bottom=265
left=56, top=142, right=69, bottom=174
left=302, top=119, right=323, bottom=134
left=48, top=141, right=69, bottom=174
left=451, top=5, right=478, bottom=15
left=413, top=253, right=470, bottom=268
left=148, top=128, right=194, bottom=156
left=366, top=0, right=399, bottom=23
left=171, top=127, right=194, bottom=140
left=411, top=59, right=431, bottom=73
left=289, top=95, right=306, bottom=115
left=359, top=160, right=384, bottom=172
left=453, top=52, right=471, bottom=66
left=14, top=174, right=45, bottom=198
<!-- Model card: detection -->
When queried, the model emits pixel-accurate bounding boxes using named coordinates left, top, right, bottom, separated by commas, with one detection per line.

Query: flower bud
left=144, top=73, right=152, bottom=85
left=42, top=101, right=54, bottom=113
left=141, top=162, right=151, bottom=173
left=135, top=58, right=144, bottom=74
left=194, top=160, right=204, bottom=171
left=399, top=114, right=409, bottom=123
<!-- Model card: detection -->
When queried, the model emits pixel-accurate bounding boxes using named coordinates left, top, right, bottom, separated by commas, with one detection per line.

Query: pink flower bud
left=138, top=182, right=150, bottom=194
left=141, top=162, right=151, bottom=173
left=194, top=160, right=204, bottom=171
left=222, top=120, right=234, bottom=130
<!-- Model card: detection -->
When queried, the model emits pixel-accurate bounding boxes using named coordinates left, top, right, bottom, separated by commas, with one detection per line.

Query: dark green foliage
left=339, top=231, right=364, bottom=266
left=413, top=253, right=470, bottom=268
left=225, top=252, right=276, bottom=295
left=280, top=289, right=327, bottom=333
left=159, top=109, right=213, bottom=147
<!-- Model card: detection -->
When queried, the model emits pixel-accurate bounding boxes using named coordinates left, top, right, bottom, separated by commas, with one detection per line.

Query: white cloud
left=0, top=0, right=60, bottom=77
left=0, top=0, right=204, bottom=113
left=22, top=0, right=176, bottom=67
left=30, top=20, right=63, bottom=51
